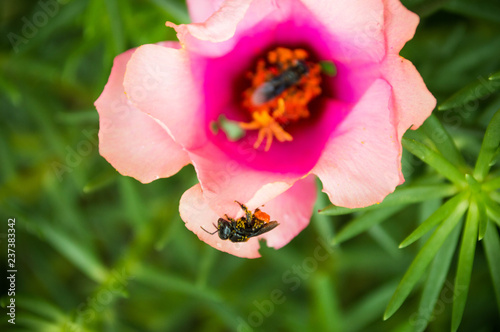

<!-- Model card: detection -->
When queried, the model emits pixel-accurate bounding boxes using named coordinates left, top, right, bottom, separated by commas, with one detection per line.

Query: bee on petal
left=201, top=201, right=279, bottom=242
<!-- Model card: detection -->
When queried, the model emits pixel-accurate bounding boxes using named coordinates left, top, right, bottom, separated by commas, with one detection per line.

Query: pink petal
left=123, top=44, right=204, bottom=150
left=179, top=176, right=316, bottom=258
left=383, top=0, right=420, bottom=54
left=300, top=0, right=386, bottom=63
left=167, top=0, right=254, bottom=56
left=186, top=0, right=225, bottom=23
left=95, top=46, right=189, bottom=183
left=258, top=175, right=317, bottom=249
left=382, top=55, right=436, bottom=136
left=188, top=143, right=298, bottom=218
left=312, top=79, right=403, bottom=208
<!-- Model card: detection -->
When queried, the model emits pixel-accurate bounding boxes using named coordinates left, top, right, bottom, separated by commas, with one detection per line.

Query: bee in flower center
left=200, top=201, right=279, bottom=243
left=251, top=60, right=309, bottom=106
left=239, top=47, right=323, bottom=151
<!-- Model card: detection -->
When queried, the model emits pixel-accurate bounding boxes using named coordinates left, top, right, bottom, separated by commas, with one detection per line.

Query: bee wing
left=247, top=221, right=279, bottom=238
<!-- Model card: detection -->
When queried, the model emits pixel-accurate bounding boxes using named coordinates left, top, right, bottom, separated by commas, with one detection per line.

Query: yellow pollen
left=239, top=47, right=322, bottom=151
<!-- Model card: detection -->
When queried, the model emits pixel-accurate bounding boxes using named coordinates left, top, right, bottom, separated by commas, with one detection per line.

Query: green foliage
left=1, top=0, right=499, bottom=331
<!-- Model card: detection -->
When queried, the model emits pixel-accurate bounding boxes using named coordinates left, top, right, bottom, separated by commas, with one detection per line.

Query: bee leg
left=235, top=201, right=253, bottom=223
left=200, top=225, right=218, bottom=235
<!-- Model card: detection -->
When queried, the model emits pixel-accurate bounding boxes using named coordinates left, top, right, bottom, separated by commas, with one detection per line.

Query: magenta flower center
left=239, top=47, right=323, bottom=151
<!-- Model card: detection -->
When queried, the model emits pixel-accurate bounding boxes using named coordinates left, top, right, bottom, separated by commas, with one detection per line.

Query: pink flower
left=95, top=0, right=435, bottom=258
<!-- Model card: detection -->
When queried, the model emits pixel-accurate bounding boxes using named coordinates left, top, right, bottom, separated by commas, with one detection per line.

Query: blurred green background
left=1, top=0, right=500, bottom=331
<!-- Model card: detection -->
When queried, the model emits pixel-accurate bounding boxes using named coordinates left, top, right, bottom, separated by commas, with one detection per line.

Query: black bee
left=201, top=201, right=279, bottom=242
left=251, top=60, right=309, bottom=105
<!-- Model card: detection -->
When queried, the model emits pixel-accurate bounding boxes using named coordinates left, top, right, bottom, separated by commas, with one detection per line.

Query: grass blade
left=413, top=222, right=462, bottom=332
left=483, top=176, right=500, bottom=191
left=384, top=202, right=467, bottom=320
left=452, top=199, right=479, bottom=332
left=438, top=77, right=500, bottom=110
left=482, top=222, right=500, bottom=315
left=474, top=109, right=500, bottom=181
left=402, top=138, right=467, bottom=188
left=484, top=195, right=500, bottom=227
left=420, top=114, right=467, bottom=170
left=321, top=184, right=457, bottom=216
left=332, top=205, right=404, bottom=245
left=477, top=195, right=488, bottom=241
left=490, top=71, right=500, bottom=81
left=39, top=222, right=108, bottom=283
left=345, top=281, right=398, bottom=332
left=400, top=192, right=469, bottom=248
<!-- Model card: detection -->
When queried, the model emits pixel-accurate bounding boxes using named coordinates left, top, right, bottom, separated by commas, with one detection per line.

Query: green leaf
left=39, top=223, right=108, bottom=283
left=321, top=184, right=458, bottom=216
left=368, top=225, right=402, bottom=258
left=420, top=114, right=467, bottom=170
left=477, top=194, right=488, bottom=241
left=104, top=0, right=125, bottom=54
left=332, top=205, right=405, bottom=245
left=452, top=198, right=479, bottom=332
left=344, top=281, right=398, bottom=332
left=490, top=71, right=500, bottom=81
left=310, top=273, right=343, bottom=332
left=148, top=0, right=190, bottom=23
left=474, top=109, right=500, bottom=181
left=400, top=192, right=468, bottom=248
left=484, top=195, right=500, bottom=227
left=414, top=222, right=462, bottom=332
left=445, top=0, right=500, bottom=23
left=83, top=167, right=118, bottom=193
left=402, top=138, right=467, bottom=188
left=482, top=222, right=500, bottom=316
left=438, top=76, right=500, bottom=111
left=483, top=175, right=500, bottom=191
left=384, top=202, right=467, bottom=320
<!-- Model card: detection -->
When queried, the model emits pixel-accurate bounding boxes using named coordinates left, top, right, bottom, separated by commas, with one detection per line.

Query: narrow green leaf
left=384, top=202, right=467, bottom=320
left=40, top=223, right=108, bottom=283
left=136, top=265, right=221, bottom=303
left=400, top=192, right=469, bottom=248
left=321, top=184, right=457, bottom=216
left=414, top=222, right=462, bottom=332
left=104, top=0, right=125, bottom=54
left=490, top=71, right=500, bottom=81
left=484, top=195, right=500, bottom=227
left=310, top=273, right=343, bottom=332
left=402, top=138, right=467, bottom=188
left=438, top=76, right=500, bottom=110
left=483, top=222, right=500, bottom=315
left=148, top=0, right=190, bottom=23
left=420, top=114, right=467, bottom=170
left=452, top=199, right=479, bottom=332
left=83, top=167, right=118, bottom=193
left=445, top=0, right=500, bottom=23
left=332, top=205, right=404, bottom=245
left=477, top=194, right=488, bottom=241
left=368, top=224, right=402, bottom=258
left=474, top=109, right=500, bottom=181
left=344, top=281, right=398, bottom=332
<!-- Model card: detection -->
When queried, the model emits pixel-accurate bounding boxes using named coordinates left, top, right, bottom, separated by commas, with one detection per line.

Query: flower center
left=240, top=47, right=322, bottom=151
